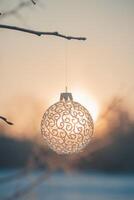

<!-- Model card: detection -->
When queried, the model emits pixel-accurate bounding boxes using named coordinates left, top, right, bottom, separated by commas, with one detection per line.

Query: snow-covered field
left=0, top=170, right=134, bottom=200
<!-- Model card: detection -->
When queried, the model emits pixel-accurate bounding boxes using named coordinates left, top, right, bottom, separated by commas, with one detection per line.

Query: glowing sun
left=73, top=90, right=99, bottom=122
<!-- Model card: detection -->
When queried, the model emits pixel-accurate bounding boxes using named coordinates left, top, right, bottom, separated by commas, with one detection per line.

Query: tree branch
left=0, top=1, right=33, bottom=19
left=0, top=116, right=13, bottom=125
left=0, top=24, right=87, bottom=40
left=31, top=0, right=36, bottom=5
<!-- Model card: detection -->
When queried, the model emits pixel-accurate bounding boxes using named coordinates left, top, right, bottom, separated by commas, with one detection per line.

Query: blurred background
left=0, top=0, right=134, bottom=200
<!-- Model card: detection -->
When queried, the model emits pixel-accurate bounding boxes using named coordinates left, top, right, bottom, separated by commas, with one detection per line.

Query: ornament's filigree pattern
left=41, top=100, right=94, bottom=154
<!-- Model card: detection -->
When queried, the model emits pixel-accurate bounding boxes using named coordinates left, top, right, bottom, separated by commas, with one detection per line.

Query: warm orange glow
left=49, top=89, right=99, bottom=122
left=72, top=89, right=99, bottom=122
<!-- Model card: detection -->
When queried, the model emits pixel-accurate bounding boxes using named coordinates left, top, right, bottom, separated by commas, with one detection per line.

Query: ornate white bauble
left=41, top=92, right=94, bottom=154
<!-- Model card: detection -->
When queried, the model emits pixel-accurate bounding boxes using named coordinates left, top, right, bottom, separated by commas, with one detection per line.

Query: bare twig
left=31, top=0, right=36, bottom=5
left=0, top=24, right=86, bottom=40
left=0, top=1, right=33, bottom=19
left=0, top=116, right=13, bottom=125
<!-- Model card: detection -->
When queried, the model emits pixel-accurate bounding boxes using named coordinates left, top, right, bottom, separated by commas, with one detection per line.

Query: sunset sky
left=0, top=0, right=134, bottom=136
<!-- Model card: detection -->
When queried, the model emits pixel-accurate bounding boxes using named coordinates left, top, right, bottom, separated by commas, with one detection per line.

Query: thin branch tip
left=0, top=116, right=13, bottom=125
left=31, top=0, right=36, bottom=5
left=0, top=24, right=87, bottom=41
left=83, top=37, right=87, bottom=40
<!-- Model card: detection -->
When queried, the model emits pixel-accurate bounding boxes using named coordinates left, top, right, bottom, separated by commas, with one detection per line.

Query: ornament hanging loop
left=60, top=92, right=73, bottom=101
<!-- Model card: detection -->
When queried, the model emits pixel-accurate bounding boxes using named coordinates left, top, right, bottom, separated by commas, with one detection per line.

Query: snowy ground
left=0, top=170, right=134, bottom=200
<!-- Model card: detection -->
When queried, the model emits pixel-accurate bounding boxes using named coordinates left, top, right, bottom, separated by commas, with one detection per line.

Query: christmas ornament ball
left=41, top=92, right=94, bottom=154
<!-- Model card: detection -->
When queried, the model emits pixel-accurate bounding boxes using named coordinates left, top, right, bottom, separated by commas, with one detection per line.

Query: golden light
left=72, top=89, right=99, bottom=122
left=41, top=91, right=94, bottom=154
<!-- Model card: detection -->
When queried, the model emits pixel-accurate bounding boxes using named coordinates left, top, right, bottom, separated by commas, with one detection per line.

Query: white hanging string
left=64, top=40, right=69, bottom=93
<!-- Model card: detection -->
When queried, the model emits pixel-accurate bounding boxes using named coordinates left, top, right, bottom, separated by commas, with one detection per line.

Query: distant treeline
left=73, top=97, right=134, bottom=173
left=0, top=135, right=33, bottom=168
left=0, top=125, right=134, bottom=172
left=74, top=126, right=134, bottom=173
